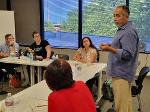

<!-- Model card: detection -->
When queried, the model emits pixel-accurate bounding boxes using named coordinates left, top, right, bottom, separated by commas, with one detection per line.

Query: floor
left=0, top=82, right=28, bottom=101
left=98, top=77, right=150, bottom=112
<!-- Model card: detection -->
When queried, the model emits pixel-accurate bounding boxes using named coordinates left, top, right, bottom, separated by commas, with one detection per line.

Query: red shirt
left=48, top=81, right=96, bottom=112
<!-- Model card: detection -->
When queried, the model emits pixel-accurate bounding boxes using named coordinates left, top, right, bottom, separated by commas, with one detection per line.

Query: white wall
left=0, top=10, right=15, bottom=44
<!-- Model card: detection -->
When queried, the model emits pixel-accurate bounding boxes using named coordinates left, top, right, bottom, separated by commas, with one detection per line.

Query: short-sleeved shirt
left=0, top=43, right=19, bottom=55
left=77, top=47, right=97, bottom=62
left=30, top=40, right=49, bottom=58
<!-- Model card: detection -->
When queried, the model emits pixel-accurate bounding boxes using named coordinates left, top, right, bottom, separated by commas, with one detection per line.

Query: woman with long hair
left=74, top=37, right=99, bottom=96
left=74, top=37, right=99, bottom=63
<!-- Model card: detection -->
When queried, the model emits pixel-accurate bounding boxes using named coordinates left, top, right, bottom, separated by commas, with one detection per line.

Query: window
left=43, top=0, right=150, bottom=53
left=82, top=0, right=125, bottom=48
left=130, top=0, right=150, bottom=53
left=43, top=0, right=78, bottom=48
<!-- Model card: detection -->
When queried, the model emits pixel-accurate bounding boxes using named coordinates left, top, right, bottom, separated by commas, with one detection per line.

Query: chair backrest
left=132, top=66, right=150, bottom=96
left=96, top=49, right=100, bottom=62
left=102, top=79, right=114, bottom=102
left=50, top=51, right=54, bottom=59
left=55, top=54, right=69, bottom=60
left=136, top=66, right=150, bottom=86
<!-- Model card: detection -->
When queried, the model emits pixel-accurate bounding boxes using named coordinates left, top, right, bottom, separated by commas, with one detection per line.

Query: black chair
left=131, top=66, right=150, bottom=111
left=0, top=69, right=8, bottom=95
left=55, top=54, right=69, bottom=60
left=50, top=51, right=54, bottom=59
left=100, top=66, right=150, bottom=112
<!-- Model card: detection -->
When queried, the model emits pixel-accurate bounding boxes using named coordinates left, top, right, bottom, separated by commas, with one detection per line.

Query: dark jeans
left=0, top=62, right=19, bottom=81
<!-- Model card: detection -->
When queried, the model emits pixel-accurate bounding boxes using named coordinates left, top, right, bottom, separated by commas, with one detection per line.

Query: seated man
left=0, top=34, right=19, bottom=58
left=45, top=59, right=96, bottom=112
left=27, top=31, right=52, bottom=83
left=29, top=31, right=52, bottom=60
left=0, top=34, right=19, bottom=81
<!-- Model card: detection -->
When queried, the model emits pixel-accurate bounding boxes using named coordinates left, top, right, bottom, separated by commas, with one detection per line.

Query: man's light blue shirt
left=0, top=43, right=19, bottom=55
left=107, top=21, right=139, bottom=82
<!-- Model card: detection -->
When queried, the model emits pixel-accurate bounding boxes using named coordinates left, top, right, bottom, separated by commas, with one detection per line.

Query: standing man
left=100, top=5, right=139, bottom=112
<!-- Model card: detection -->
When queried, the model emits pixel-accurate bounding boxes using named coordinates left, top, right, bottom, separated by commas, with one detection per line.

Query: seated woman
left=74, top=37, right=99, bottom=95
left=45, top=59, right=96, bottom=112
left=74, top=36, right=99, bottom=63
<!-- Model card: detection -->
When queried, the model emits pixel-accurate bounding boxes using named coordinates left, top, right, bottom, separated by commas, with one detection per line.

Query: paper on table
left=29, top=100, right=47, bottom=112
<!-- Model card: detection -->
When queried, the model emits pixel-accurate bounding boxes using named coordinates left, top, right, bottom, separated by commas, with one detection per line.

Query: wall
left=11, top=0, right=40, bottom=45
left=0, top=11, right=16, bottom=44
left=0, top=0, right=7, bottom=10
left=0, top=0, right=40, bottom=45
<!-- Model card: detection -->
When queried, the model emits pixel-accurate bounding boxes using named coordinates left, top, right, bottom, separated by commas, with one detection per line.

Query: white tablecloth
left=0, top=57, right=107, bottom=112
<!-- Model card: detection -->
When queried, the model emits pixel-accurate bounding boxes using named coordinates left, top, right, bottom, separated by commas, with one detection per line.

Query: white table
left=0, top=61, right=107, bottom=112
left=0, top=57, right=52, bottom=86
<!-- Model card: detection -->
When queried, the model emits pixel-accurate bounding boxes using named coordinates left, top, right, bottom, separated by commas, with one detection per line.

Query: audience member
left=74, top=37, right=99, bottom=96
left=45, top=59, right=96, bottom=112
left=0, top=34, right=19, bottom=81
left=0, top=34, right=19, bottom=58
left=29, top=31, right=52, bottom=60
left=74, top=37, right=99, bottom=63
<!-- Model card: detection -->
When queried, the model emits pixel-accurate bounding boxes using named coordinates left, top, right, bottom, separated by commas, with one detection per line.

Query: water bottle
left=27, top=53, right=30, bottom=58
left=9, top=51, right=15, bottom=62
left=30, top=52, right=33, bottom=62
left=5, top=93, right=14, bottom=106
left=55, top=54, right=59, bottom=59
left=52, top=55, right=56, bottom=60
left=9, top=44, right=15, bottom=58
left=5, top=93, right=14, bottom=112
left=14, top=46, right=18, bottom=57
left=76, top=62, right=82, bottom=72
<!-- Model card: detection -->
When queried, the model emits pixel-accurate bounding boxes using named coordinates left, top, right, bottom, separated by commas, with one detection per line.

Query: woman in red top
left=45, top=59, right=96, bottom=112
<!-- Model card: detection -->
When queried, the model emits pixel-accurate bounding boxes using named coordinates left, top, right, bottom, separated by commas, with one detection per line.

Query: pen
left=36, top=105, right=47, bottom=107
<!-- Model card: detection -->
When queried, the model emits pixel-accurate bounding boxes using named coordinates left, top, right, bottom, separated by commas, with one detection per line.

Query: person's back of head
left=45, top=59, right=75, bottom=91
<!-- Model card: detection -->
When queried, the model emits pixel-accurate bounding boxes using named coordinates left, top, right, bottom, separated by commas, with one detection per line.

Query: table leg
left=37, top=66, right=42, bottom=82
left=96, top=71, right=103, bottom=104
left=30, top=66, right=35, bottom=86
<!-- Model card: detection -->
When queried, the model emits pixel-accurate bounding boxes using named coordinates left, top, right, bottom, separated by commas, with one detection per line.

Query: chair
left=100, top=66, right=150, bottom=112
left=0, top=69, right=8, bottom=95
left=131, top=66, right=150, bottom=111
left=55, top=54, right=69, bottom=60
left=50, top=51, right=54, bottom=59
left=96, top=49, right=100, bottom=62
